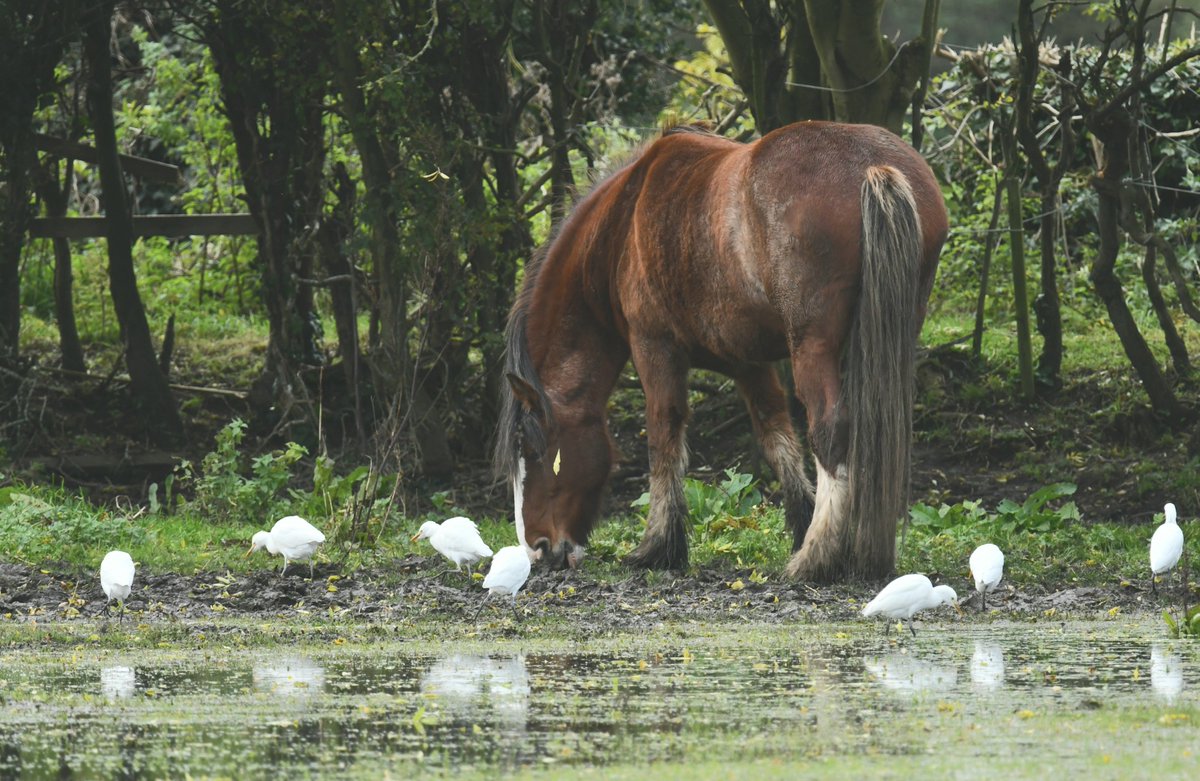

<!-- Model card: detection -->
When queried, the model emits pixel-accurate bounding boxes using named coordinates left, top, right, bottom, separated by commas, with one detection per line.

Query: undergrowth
left=2, top=421, right=1198, bottom=600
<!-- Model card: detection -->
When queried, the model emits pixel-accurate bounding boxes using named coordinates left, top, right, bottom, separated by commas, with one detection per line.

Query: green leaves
left=910, top=483, right=1078, bottom=534
left=1162, top=605, right=1200, bottom=638
left=630, top=469, right=778, bottom=564
left=172, top=418, right=309, bottom=526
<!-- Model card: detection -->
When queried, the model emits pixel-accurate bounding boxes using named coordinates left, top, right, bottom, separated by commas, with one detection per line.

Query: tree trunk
left=1003, top=151, right=1035, bottom=400
left=202, top=1, right=327, bottom=402
left=0, top=127, right=34, bottom=358
left=328, top=2, right=453, bottom=477
left=316, top=162, right=365, bottom=441
left=1016, top=0, right=1064, bottom=389
left=35, top=159, right=86, bottom=372
left=909, top=0, right=942, bottom=149
left=0, top=1, right=76, bottom=357
left=703, top=0, right=932, bottom=134
left=972, top=175, right=1005, bottom=359
left=1088, top=109, right=1181, bottom=417
left=83, top=2, right=183, bottom=444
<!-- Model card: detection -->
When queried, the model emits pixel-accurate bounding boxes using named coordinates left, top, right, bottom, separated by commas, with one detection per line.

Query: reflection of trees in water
left=969, top=641, right=1005, bottom=691
left=100, top=665, right=136, bottom=699
left=252, top=657, right=326, bottom=697
left=421, top=654, right=530, bottom=729
left=863, top=653, right=958, bottom=693
left=1150, top=642, right=1183, bottom=702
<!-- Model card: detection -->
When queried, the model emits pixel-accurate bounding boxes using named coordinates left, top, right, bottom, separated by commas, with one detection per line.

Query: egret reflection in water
left=252, top=657, right=326, bottom=697
left=421, top=654, right=530, bottom=727
left=969, top=641, right=1005, bottom=691
left=1150, top=642, right=1184, bottom=702
left=863, top=653, right=957, bottom=693
left=99, top=665, right=136, bottom=699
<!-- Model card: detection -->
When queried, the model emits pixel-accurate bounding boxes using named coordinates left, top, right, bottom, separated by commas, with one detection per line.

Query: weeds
left=617, top=470, right=788, bottom=567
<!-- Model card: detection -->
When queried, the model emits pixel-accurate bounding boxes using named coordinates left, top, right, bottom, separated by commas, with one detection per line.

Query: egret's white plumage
left=411, top=516, right=494, bottom=575
left=99, top=550, right=135, bottom=620
left=1150, top=503, right=1184, bottom=594
left=475, top=545, right=532, bottom=621
left=248, top=515, right=326, bottom=577
left=861, top=573, right=957, bottom=636
left=968, top=543, right=1005, bottom=611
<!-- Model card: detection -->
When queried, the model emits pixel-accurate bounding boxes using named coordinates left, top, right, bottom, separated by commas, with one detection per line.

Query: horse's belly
left=688, top=311, right=789, bottom=369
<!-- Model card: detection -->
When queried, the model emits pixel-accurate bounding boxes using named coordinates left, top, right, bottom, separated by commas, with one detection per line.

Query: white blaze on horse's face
left=514, top=455, right=588, bottom=567
left=514, top=457, right=531, bottom=556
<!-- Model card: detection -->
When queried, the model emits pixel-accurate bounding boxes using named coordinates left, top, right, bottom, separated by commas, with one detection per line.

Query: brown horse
left=495, top=121, right=946, bottom=582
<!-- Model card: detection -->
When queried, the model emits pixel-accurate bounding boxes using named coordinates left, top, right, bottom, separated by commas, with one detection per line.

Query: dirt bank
left=0, top=559, right=1170, bottom=633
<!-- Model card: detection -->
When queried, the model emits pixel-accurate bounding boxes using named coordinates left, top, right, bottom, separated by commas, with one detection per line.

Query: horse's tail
left=844, top=165, right=923, bottom=578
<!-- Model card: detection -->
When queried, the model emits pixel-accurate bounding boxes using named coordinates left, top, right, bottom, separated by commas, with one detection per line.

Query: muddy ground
left=0, top=556, right=1171, bottom=632
left=3, top=346, right=1194, bottom=632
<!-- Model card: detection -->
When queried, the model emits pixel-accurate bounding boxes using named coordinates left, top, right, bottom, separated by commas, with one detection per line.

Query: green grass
left=4, top=475, right=1196, bottom=595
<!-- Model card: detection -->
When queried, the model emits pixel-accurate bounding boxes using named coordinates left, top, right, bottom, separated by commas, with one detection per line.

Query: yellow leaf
left=552, top=449, right=561, bottom=475
left=729, top=579, right=745, bottom=591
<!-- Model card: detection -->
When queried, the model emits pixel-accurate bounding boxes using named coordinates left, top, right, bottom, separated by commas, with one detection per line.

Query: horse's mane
left=493, top=122, right=717, bottom=481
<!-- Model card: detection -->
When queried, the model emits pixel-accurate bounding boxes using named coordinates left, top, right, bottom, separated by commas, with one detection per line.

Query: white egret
left=475, top=545, right=532, bottom=621
left=411, top=516, right=494, bottom=578
left=248, top=515, right=326, bottom=577
left=861, top=573, right=957, bottom=637
left=1150, top=502, right=1184, bottom=594
left=968, top=543, right=1005, bottom=611
left=99, top=550, right=135, bottom=621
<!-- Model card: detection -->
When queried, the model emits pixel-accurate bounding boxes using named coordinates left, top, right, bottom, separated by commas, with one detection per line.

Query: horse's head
left=499, top=373, right=612, bottom=569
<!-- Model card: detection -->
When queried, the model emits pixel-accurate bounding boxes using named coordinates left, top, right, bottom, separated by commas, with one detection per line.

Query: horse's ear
left=506, top=373, right=544, bottom=416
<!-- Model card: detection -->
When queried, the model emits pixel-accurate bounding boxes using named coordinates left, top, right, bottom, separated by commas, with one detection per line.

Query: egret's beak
left=409, top=532, right=421, bottom=543
left=953, top=601, right=964, bottom=616
left=244, top=547, right=254, bottom=558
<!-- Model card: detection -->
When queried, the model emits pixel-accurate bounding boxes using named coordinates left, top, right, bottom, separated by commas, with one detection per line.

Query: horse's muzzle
left=531, top=538, right=586, bottom=570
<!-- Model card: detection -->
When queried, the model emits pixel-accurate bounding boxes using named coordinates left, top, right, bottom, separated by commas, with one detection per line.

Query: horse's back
left=611, top=122, right=945, bottom=369
left=750, top=122, right=947, bottom=263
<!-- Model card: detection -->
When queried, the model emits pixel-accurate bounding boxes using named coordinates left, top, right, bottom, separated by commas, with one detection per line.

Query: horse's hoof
left=784, top=550, right=842, bottom=584
left=624, top=543, right=687, bottom=571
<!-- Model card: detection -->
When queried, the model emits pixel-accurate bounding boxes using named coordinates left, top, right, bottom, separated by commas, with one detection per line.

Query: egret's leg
left=281, top=559, right=289, bottom=577
left=473, top=594, right=492, bottom=621
left=908, top=619, right=917, bottom=638
left=119, top=600, right=126, bottom=623
left=980, top=590, right=987, bottom=612
left=1151, top=573, right=1158, bottom=595
left=882, top=621, right=891, bottom=637
left=309, top=558, right=315, bottom=579
left=510, top=595, right=522, bottom=623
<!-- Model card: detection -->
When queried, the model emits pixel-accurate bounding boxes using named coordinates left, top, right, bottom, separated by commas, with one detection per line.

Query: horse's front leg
left=734, top=366, right=815, bottom=552
left=625, top=342, right=690, bottom=570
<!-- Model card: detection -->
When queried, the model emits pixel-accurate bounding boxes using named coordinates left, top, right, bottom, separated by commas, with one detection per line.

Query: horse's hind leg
left=784, top=342, right=852, bottom=583
left=734, top=366, right=815, bottom=552
left=625, top=342, right=691, bottom=570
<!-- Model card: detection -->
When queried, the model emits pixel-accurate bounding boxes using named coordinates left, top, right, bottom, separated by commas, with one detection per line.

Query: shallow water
left=1, top=622, right=1197, bottom=778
